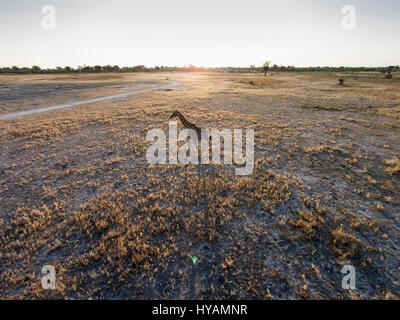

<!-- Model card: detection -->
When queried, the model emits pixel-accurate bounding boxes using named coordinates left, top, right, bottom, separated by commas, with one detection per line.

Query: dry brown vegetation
left=0, top=71, right=399, bottom=299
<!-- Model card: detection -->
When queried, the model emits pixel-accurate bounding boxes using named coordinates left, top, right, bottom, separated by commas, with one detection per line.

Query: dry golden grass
left=385, top=159, right=400, bottom=175
left=0, top=71, right=399, bottom=299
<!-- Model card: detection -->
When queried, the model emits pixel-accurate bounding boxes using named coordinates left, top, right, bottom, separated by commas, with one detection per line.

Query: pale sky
left=0, top=0, right=399, bottom=68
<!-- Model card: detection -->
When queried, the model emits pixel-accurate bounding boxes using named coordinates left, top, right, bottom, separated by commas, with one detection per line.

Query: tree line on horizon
left=0, top=64, right=398, bottom=74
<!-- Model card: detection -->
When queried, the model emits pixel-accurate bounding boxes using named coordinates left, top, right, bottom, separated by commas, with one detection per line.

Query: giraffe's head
left=170, top=110, right=181, bottom=119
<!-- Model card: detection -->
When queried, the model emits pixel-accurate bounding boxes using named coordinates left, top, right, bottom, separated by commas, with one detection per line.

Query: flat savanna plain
left=0, top=72, right=399, bottom=299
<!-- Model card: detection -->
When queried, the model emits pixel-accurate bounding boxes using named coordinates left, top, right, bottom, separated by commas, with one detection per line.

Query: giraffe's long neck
left=177, top=113, right=201, bottom=136
left=177, top=112, right=193, bottom=128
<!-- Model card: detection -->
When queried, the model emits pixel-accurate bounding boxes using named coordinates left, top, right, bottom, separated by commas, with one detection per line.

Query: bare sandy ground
left=0, top=80, right=179, bottom=120
left=0, top=72, right=399, bottom=299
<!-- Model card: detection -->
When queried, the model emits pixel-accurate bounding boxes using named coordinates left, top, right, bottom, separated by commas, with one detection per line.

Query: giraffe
left=169, top=110, right=214, bottom=165
left=170, top=110, right=202, bottom=139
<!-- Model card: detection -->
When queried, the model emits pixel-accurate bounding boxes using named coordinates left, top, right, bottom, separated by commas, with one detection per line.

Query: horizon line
left=1, top=64, right=399, bottom=69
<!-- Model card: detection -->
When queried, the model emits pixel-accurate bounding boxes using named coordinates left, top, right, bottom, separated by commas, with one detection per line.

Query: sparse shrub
left=289, top=197, right=325, bottom=240
left=289, top=209, right=325, bottom=240
left=331, top=227, right=361, bottom=260
left=384, top=159, right=400, bottom=175
left=263, top=60, right=270, bottom=77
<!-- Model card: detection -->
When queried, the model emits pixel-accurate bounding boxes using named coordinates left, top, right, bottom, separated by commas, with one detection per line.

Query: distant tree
left=263, top=61, right=270, bottom=76
left=187, top=65, right=196, bottom=72
left=31, top=65, right=41, bottom=73
left=82, top=66, right=91, bottom=72
left=383, top=66, right=395, bottom=79
left=250, top=65, right=256, bottom=73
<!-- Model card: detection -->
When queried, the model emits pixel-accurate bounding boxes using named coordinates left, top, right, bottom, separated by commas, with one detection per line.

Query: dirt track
left=0, top=80, right=179, bottom=120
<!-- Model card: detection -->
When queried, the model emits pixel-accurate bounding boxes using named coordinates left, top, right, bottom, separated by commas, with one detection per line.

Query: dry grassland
left=0, top=71, right=399, bottom=299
